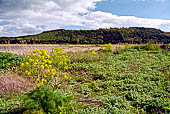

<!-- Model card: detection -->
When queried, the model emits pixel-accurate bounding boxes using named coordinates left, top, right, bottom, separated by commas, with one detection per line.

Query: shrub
left=125, top=43, right=130, bottom=49
left=132, top=45, right=141, bottom=50
left=20, top=49, right=56, bottom=87
left=23, top=109, right=45, bottom=114
left=143, top=44, right=155, bottom=50
left=103, top=43, right=112, bottom=52
left=20, top=47, right=70, bottom=87
left=50, top=47, right=70, bottom=70
left=160, top=44, right=168, bottom=49
left=0, top=52, right=23, bottom=73
left=21, top=85, right=73, bottom=113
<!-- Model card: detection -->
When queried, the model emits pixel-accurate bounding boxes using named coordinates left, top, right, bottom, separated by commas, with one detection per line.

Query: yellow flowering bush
left=104, top=43, right=112, bottom=52
left=91, top=50, right=96, bottom=55
left=50, top=47, right=70, bottom=70
left=125, top=43, right=130, bottom=49
left=20, top=47, right=69, bottom=87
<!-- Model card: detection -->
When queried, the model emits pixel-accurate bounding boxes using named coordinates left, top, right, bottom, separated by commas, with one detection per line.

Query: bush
left=0, top=52, right=23, bottom=73
left=103, top=43, right=112, bottom=52
left=21, top=85, right=73, bottom=113
left=20, top=47, right=70, bottom=87
left=161, top=44, right=168, bottom=49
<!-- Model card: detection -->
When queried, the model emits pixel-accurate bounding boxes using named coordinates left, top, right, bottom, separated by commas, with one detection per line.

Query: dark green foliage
left=161, top=44, right=169, bottom=49
left=0, top=97, right=25, bottom=114
left=0, top=52, right=23, bottom=73
left=21, top=85, right=73, bottom=113
left=133, top=44, right=162, bottom=51
left=0, top=27, right=170, bottom=44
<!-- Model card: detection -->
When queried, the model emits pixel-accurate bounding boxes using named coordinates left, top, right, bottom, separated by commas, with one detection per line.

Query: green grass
left=0, top=47, right=170, bottom=113
left=66, top=48, right=170, bottom=113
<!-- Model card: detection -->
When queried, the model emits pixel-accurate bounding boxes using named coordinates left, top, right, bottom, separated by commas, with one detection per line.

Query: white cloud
left=0, top=0, right=102, bottom=36
left=0, top=0, right=169, bottom=37
left=0, top=26, right=3, bottom=31
left=83, top=11, right=170, bottom=29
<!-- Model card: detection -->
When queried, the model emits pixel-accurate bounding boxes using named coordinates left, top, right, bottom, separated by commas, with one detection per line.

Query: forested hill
left=0, top=27, right=170, bottom=44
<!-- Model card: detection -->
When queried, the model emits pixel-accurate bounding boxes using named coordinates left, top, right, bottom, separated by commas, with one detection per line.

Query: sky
left=0, top=0, right=170, bottom=37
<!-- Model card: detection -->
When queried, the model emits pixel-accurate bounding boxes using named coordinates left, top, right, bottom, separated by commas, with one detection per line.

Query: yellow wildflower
left=38, top=55, right=41, bottom=58
left=41, top=79, right=47, bottom=83
left=46, top=55, right=50, bottom=58
left=25, top=71, right=31, bottom=76
left=57, top=84, right=61, bottom=88
left=39, top=51, right=42, bottom=55
left=91, top=50, right=96, bottom=55
left=44, top=64, right=48, bottom=68
left=32, top=54, right=36, bottom=57
left=35, top=59, right=39, bottom=62
left=64, top=75, right=69, bottom=80
left=29, top=58, right=33, bottom=63
left=40, top=65, right=45, bottom=69
left=64, top=66, right=68, bottom=70
left=36, top=78, right=40, bottom=81
left=21, top=63, right=24, bottom=67
left=51, top=69, right=56, bottom=75
left=47, top=69, right=51, bottom=73
left=48, top=60, right=52, bottom=64
left=43, top=60, right=47, bottom=63
left=37, top=82, right=43, bottom=88
left=41, top=56, right=45, bottom=60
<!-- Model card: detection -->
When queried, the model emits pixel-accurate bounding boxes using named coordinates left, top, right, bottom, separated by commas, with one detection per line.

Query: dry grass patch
left=0, top=73, right=35, bottom=98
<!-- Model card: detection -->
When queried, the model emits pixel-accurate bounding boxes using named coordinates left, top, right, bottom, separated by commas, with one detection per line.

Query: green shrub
left=161, top=44, right=168, bottom=49
left=23, top=109, right=45, bottom=114
left=0, top=52, right=23, bottom=73
left=132, top=45, right=141, bottom=50
left=142, top=44, right=155, bottom=50
left=21, top=85, right=73, bottom=113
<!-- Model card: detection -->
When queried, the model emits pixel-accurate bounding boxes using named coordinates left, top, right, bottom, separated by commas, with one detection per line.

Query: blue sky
left=0, top=0, right=170, bottom=36
left=95, top=0, right=170, bottom=19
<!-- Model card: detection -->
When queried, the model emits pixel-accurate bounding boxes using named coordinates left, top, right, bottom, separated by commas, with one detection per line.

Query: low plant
left=21, top=85, right=73, bottom=113
left=103, top=43, right=112, bottom=52
left=0, top=52, right=23, bottom=73
left=125, top=43, right=131, bottom=49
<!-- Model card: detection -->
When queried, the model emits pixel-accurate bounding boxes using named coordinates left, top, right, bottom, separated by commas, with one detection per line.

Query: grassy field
left=0, top=44, right=170, bottom=114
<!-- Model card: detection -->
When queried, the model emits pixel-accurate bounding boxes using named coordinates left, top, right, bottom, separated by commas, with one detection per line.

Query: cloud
left=0, top=0, right=169, bottom=37
left=0, top=0, right=102, bottom=36
left=0, top=26, right=3, bottom=31
left=83, top=11, right=170, bottom=29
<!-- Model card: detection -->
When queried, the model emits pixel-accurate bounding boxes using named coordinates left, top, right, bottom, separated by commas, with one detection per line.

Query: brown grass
left=0, top=73, right=35, bottom=98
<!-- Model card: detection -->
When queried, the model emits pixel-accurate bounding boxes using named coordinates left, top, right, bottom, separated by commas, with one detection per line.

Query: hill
left=0, top=27, right=170, bottom=44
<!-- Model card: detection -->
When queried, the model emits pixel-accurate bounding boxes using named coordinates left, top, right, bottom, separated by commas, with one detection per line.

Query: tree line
left=0, top=27, right=170, bottom=44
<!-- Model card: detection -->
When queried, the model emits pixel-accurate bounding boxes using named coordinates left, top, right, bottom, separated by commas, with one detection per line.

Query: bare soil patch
left=0, top=44, right=125, bottom=55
